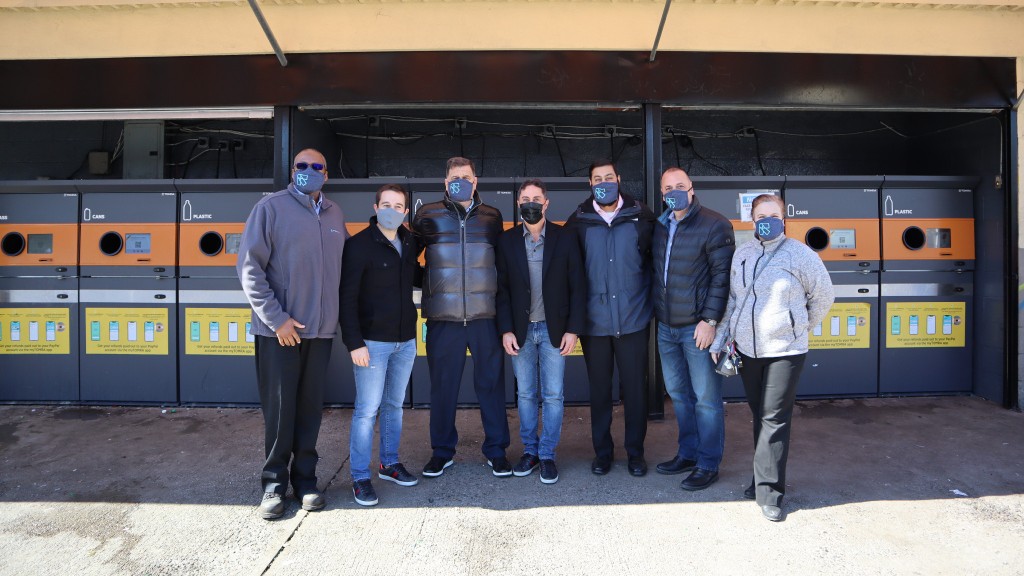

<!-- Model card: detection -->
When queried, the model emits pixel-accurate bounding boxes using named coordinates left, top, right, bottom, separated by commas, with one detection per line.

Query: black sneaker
left=422, top=456, right=454, bottom=478
left=259, top=492, right=285, bottom=520
left=379, top=463, right=419, bottom=487
left=513, top=454, right=540, bottom=477
left=539, top=459, right=559, bottom=484
left=487, top=456, right=513, bottom=477
left=352, top=479, right=378, bottom=507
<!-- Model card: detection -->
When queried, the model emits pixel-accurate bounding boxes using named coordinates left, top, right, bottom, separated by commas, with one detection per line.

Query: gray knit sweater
left=712, top=234, right=834, bottom=358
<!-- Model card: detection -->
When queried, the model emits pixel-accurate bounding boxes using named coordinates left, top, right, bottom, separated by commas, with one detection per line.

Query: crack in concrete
left=258, top=455, right=350, bottom=576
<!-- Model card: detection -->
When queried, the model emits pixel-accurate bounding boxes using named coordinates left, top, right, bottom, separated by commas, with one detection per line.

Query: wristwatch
left=703, top=319, right=718, bottom=327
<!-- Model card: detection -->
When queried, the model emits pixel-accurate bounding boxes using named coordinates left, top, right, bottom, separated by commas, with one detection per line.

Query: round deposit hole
left=199, top=231, right=224, bottom=257
left=804, top=227, right=830, bottom=252
left=99, top=231, right=124, bottom=256
left=902, top=226, right=926, bottom=251
left=1, top=232, right=26, bottom=256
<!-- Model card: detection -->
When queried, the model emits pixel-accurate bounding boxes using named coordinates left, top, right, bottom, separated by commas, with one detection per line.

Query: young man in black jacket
left=566, top=159, right=657, bottom=478
left=496, top=179, right=586, bottom=484
left=340, top=184, right=422, bottom=506
left=652, top=167, right=735, bottom=491
left=412, top=157, right=511, bottom=478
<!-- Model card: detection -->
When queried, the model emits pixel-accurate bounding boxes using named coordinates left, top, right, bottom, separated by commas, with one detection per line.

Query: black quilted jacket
left=412, top=194, right=503, bottom=322
left=651, top=195, right=735, bottom=327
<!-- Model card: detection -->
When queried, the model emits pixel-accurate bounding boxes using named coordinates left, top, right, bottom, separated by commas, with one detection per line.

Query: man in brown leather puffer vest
left=411, top=157, right=512, bottom=478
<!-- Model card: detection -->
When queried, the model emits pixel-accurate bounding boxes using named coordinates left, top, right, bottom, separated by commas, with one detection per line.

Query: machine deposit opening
left=199, top=231, right=224, bottom=256
left=1, top=232, right=25, bottom=256
left=99, top=231, right=124, bottom=256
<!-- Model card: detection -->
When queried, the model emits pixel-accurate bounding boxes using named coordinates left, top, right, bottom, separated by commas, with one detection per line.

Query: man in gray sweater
left=237, top=148, right=347, bottom=520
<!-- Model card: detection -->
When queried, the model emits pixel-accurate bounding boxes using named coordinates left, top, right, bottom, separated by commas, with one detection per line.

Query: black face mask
left=520, top=202, right=544, bottom=225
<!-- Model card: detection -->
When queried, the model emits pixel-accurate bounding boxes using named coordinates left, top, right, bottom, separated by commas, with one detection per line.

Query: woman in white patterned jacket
left=711, top=193, right=834, bottom=522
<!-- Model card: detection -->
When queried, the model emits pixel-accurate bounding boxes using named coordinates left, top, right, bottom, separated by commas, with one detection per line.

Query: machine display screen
left=830, top=229, right=856, bottom=249
left=125, top=233, right=151, bottom=254
left=926, top=228, right=952, bottom=248
left=225, top=233, right=242, bottom=255
left=27, top=234, right=53, bottom=254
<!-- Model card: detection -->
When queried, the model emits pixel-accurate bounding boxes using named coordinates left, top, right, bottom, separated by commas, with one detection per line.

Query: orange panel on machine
left=881, top=218, right=974, bottom=261
left=786, top=219, right=880, bottom=262
left=179, top=223, right=246, bottom=267
left=80, top=223, right=177, bottom=266
left=0, top=223, right=78, bottom=267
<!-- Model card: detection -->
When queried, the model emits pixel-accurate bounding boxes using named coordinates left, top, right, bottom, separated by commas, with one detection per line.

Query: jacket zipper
left=316, top=204, right=325, bottom=337
left=750, top=243, right=766, bottom=357
left=460, top=208, right=470, bottom=326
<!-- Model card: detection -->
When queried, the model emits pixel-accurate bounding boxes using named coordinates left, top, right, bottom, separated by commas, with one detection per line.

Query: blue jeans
left=510, top=321, right=565, bottom=460
left=657, top=322, right=725, bottom=472
left=349, top=339, right=416, bottom=481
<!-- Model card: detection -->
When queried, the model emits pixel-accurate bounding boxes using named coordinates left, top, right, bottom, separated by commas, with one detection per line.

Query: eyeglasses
left=294, top=162, right=325, bottom=171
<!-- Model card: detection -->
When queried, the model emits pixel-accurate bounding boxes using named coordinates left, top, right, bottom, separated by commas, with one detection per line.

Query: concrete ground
left=0, top=396, right=1022, bottom=576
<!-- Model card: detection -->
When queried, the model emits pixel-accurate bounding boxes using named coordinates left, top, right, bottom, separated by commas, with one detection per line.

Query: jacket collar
left=286, top=183, right=331, bottom=213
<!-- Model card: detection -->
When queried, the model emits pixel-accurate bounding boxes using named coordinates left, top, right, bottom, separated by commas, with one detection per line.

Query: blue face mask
left=447, top=178, right=474, bottom=202
left=755, top=217, right=785, bottom=241
left=664, top=189, right=689, bottom=211
left=592, top=182, right=619, bottom=206
left=293, top=169, right=325, bottom=195
left=376, top=207, right=406, bottom=231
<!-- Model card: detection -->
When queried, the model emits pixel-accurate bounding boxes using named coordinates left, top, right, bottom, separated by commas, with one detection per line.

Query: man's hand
left=275, top=318, right=305, bottom=347
left=502, top=332, right=520, bottom=356
left=559, top=332, right=578, bottom=356
left=694, top=320, right=716, bottom=350
left=351, top=347, right=370, bottom=367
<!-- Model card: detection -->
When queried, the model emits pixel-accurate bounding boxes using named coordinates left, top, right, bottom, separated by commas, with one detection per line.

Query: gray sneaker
left=540, top=459, right=559, bottom=484
left=259, top=492, right=285, bottom=520
left=298, top=490, right=326, bottom=511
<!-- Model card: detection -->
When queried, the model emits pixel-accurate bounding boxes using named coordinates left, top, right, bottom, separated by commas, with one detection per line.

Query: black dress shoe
left=762, top=504, right=784, bottom=522
left=656, top=456, right=698, bottom=476
left=680, top=468, right=719, bottom=491
left=591, top=457, right=612, bottom=476
left=627, top=457, right=648, bottom=477
left=743, top=478, right=756, bottom=500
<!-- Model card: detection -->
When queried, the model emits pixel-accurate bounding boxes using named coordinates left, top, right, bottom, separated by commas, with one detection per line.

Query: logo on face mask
left=447, top=178, right=474, bottom=202
left=755, top=217, right=784, bottom=241
left=594, top=186, right=607, bottom=200
left=592, top=181, right=619, bottom=206
left=296, top=173, right=309, bottom=187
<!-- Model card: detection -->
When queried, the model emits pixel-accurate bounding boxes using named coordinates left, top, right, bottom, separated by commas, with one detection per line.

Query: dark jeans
left=425, top=318, right=510, bottom=460
left=738, top=352, right=806, bottom=507
left=581, top=329, right=649, bottom=460
left=255, top=336, right=332, bottom=496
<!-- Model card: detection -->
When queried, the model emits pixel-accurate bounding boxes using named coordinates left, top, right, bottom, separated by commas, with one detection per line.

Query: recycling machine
left=0, top=181, right=80, bottom=402
left=177, top=179, right=273, bottom=404
left=878, top=176, right=976, bottom=394
left=783, top=176, right=883, bottom=397
left=77, top=180, right=178, bottom=403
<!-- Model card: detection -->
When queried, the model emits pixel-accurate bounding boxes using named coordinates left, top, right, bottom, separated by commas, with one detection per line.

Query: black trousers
left=255, top=335, right=332, bottom=496
left=581, top=329, right=649, bottom=460
left=425, top=319, right=510, bottom=460
left=738, top=353, right=806, bottom=507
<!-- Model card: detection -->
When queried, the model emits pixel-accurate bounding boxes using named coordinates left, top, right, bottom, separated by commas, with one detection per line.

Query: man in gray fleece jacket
left=237, top=148, right=347, bottom=520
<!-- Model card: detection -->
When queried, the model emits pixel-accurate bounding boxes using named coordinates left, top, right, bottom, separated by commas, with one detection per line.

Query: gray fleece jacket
left=237, top=186, right=347, bottom=339
left=712, top=234, right=834, bottom=358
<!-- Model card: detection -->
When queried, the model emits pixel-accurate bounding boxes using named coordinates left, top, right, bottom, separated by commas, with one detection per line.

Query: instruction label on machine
left=808, top=302, right=871, bottom=349
left=85, top=308, right=168, bottom=355
left=886, top=302, right=966, bottom=348
left=184, top=308, right=255, bottom=356
left=0, top=308, right=71, bottom=355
